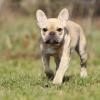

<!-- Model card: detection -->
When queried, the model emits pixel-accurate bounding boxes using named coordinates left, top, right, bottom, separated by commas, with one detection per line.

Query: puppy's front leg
left=42, top=54, right=54, bottom=79
left=54, top=56, right=60, bottom=70
left=53, top=35, right=70, bottom=85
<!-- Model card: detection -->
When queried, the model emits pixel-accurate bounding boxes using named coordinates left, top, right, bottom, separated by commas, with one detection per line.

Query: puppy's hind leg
left=76, top=34, right=88, bottom=77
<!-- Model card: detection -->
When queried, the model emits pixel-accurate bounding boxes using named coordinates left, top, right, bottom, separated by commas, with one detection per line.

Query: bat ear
left=36, top=10, right=47, bottom=28
left=58, top=8, right=69, bottom=26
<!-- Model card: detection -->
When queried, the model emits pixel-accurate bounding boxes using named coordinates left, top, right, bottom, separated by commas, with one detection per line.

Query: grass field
left=0, top=16, right=100, bottom=100
left=0, top=58, right=100, bottom=100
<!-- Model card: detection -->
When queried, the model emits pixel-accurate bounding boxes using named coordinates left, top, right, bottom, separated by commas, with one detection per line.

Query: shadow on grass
left=63, top=75, right=74, bottom=83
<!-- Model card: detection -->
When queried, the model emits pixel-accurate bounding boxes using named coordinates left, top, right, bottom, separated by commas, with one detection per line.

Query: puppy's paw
left=53, top=77, right=62, bottom=85
left=80, top=67, right=87, bottom=78
left=45, top=70, right=54, bottom=80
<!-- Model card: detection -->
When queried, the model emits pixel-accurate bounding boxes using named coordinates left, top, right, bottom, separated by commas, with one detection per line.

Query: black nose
left=49, top=31, right=55, bottom=36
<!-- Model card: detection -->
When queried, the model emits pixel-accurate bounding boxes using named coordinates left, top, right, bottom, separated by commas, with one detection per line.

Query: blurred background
left=0, top=0, right=100, bottom=64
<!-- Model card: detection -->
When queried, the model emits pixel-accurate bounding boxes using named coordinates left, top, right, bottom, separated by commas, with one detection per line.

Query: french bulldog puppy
left=36, top=8, right=88, bottom=85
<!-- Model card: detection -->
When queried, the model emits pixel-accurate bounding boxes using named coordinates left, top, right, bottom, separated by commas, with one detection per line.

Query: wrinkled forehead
left=46, top=18, right=63, bottom=30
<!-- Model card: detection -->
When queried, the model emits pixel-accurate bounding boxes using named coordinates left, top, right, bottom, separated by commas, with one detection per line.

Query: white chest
left=45, top=48, right=56, bottom=54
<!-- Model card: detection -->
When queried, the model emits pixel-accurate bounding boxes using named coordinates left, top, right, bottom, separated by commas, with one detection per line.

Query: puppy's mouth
left=45, top=37, right=59, bottom=44
left=45, top=39, right=59, bottom=44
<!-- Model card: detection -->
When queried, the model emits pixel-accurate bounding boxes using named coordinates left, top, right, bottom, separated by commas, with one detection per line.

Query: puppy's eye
left=57, top=28, right=62, bottom=32
left=42, top=28, right=48, bottom=32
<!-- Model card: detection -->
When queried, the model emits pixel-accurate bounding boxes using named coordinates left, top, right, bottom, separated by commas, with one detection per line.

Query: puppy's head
left=36, top=8, right=69, bottom=44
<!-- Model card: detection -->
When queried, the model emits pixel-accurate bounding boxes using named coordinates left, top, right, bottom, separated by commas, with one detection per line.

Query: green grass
left=0, top=58, right=100, bottom=100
